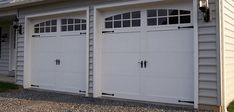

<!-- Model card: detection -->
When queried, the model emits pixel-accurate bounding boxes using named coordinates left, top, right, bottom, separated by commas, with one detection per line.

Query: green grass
left=228, top=101, right=234, bottom=112
left=0, top=82, right=19, bottom=92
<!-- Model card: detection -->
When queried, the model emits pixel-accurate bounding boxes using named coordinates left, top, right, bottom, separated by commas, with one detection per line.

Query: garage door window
left=105, top=11, right=141, bottom=29
left=34, top=20, right=57, bottom=33
left=147, top=9, right=191, bottom=26
left=61, top=18, right=86, bottom=32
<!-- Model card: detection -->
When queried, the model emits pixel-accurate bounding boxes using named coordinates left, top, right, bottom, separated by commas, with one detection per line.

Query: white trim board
left=24, top=7, right=89, bottom=96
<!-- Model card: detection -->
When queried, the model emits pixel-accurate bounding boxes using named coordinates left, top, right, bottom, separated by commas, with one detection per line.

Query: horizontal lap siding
left=198, top=0, right=219, bottom=105
left=223, top=0, right=234, bottom=108
left=0, top=24, right=10, bottom=75
left=15, top=17, right=24, bottom=85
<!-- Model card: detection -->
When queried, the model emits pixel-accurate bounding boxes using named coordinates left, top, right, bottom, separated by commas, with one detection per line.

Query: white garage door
left=31, top=16, right=87, bottom=94
left=101, top=5, right=194, bottom=104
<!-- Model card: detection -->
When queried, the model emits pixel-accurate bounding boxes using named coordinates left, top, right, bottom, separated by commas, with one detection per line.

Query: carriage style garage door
left=30, top=15, right=87, bottom=93
left=101, top=2, right=194, bottom=105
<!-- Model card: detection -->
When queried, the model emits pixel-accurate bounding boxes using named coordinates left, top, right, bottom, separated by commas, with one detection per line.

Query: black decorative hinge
left=102, top=92, right=114, bottom=96
left=178, top=26, right=194, bottom=29
left=178, top=100, right=194, bottom=104
left=80, top=32, right=87, bottom=35
left=79, top=90, right=86, bottom=93
left=32, top=35, right=40, bottom=37
left=102, top=30, right=114, bottom=34
left=31, top=84, right=39, bottom=87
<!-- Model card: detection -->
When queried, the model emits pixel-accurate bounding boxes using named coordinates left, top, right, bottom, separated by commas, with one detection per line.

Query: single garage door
left=101, top=3, right=194, bottom=104
left=31, top=15, right=87, bottom=94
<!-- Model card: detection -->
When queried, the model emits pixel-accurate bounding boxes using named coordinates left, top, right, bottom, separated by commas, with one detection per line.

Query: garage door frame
left=93, top=0, right=199, bottom=108
left=24, top=7, right=90, bottom=96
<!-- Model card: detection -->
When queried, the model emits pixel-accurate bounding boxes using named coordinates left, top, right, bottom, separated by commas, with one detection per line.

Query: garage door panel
left=32, top=53, right=56, bottom=71
left=102, top=75, right=140, bottom=95
left=31, top=71, right=56, bottom=89
left=55, top=71, right=86, bottom=93
left=145, top=53, right=193, bottom=77
left=59, top=35, right=86, bottom=52
left=100, top=5, right=194, bottom=104
left=102, top=33, right=140, bottom=53
left=102, top=53, right=139, bottom=75
left=144, top=30, right=193, bottom=53
left=31, top=16, right=87, bottom=94
left=141, top=76, right=194, bottom=100
left=32, top=37, right=58, bottom=52
left=59, top=53, right=86, bottom=73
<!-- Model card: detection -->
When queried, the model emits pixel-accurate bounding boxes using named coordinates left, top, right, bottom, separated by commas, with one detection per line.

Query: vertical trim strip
left=193, top=0, right=199, bottom=109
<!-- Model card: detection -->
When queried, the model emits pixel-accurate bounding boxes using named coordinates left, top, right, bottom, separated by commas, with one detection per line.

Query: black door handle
left=144, top=60, right=148, bottom=68
left=55, top=59, right=61, bottom=65
left=138, top=61, right=143, bottom=68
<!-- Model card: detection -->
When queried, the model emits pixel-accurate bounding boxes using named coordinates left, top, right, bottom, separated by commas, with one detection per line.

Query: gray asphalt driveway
left=0, top=89, right=197, bottom=112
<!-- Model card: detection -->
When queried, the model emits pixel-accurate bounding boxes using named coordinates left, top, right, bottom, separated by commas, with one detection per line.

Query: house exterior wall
left=0, top=23, right=11, bottom=75
left=10, top=0, right=221, bottom=109
left=197, top=0, right=221, bottom=107
left=221, top=0, right=234, bottom=110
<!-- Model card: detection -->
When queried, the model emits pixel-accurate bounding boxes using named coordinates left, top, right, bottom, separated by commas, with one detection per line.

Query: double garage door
left=101, top=6, right=194, bottom=104
left=28, top=1, right=194, bottom=105
left=31, top=15, right=87, bottom=93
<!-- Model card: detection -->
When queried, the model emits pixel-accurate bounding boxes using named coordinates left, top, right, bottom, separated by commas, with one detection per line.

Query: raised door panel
left=101, top=31, right=141, bottom=97
left=140, top=28, right=194, bottom=104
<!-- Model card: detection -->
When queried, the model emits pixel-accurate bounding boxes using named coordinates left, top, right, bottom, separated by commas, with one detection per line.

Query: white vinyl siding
left=198, top=0, right=220, bottom=105
left=15, top=17, right=24, bottom=85
left=0, top=24, right=10, bottom=75
left=222, top=0, right=234, bottom=109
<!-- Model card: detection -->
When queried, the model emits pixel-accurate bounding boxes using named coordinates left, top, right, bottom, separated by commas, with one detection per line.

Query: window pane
left=75, top=25, right=80, bottom=30
left=123, top=13, right=130, bottom=19
left=123, top=20, right=130, bottom=27
left=52, top=20, right=57, bottom=25
left=158, top=17, right=167, bottom=25
left=34, top=28, right=39, bottom=33
left=68, top=25, right=74, bottom=31
left=61, top=26, right=67, bottom=31
left=40, top=28, right=44, bottom=33
left=34, top=24, right=39, bottom=27
left=132, top=20, right=140, bottom=27
left=169, top=9, right=178, bottom=16
left=105, top=17, right=113, bottom=21
left=180, top=10, right=191, bottom=15
left=180, top=16, right=191, bottom=23
left=46, top=27, right=50, bottom=32
left=61, top=19, right=67, bottom=25
left=40, top=22, right=45, bottom=27
left=114, top=14, right=121, bottom=20
left=169, top=16, right=178, bottom=24
left=82, top=24, right=86, bottom=30
left=132, top=11, right=140, bottom=18
left=147, top=10, right=157, bottom=17
left=105, top=22, right=113, bottom=28
left=75, top=19, right=81, bottom=23
left=114, top=21, right=121, bottom=28
left=82, top=20, right=86, bottom=23
left=68, top=19, right=74, bottom=24
left=46, top=21, right=51, bottom=26
left=158, top=9, right=167, bottom=17
left=148, top=18, right=157, bottom=26
left=51, top=27, right=56, bottom=32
